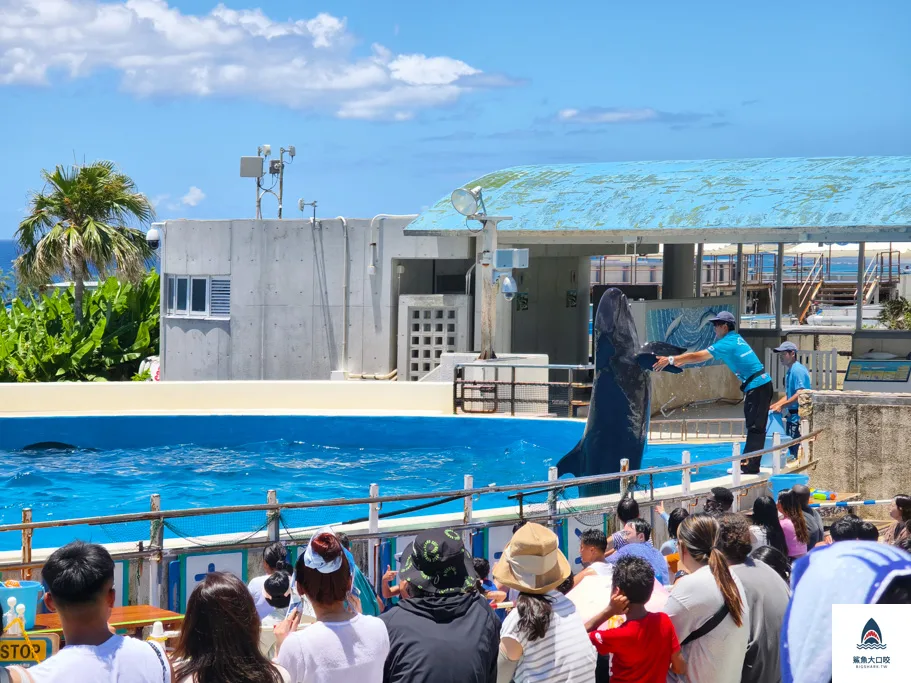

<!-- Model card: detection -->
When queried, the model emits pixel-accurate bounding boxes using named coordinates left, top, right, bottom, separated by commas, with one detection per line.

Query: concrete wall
left=510, top=255, right=592, bottom=364
left=0, top=380, right=453, bottom=416
left=160, top=218, right=473, bottom=380
left=805, top=390, right=911, bottom=506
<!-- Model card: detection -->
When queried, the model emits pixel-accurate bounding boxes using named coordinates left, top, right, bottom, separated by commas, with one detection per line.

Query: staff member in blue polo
left=653, top=311, right=772, bottom=474
left=770, top=341, right=811, bottom=457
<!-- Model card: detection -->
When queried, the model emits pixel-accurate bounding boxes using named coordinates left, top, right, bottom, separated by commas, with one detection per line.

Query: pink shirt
left=779, top=514, right=807, bottom=558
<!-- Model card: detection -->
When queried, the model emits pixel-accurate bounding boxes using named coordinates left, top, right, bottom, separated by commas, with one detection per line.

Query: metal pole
left=267, top=490, right=280, bottom=542
left=648, top=474, right=655, bottom=529
left=856, top=242, right=866, bottom=331
left=277, top=154, right=285, bottom=219
left=255, top=176, right=263, bottom=220
left=695, top=243, right=704, bottom=297
left=479, top=220, right=498, bottom=360
left=149, top=494, right=162, bottom=608
left=463, top=475, right=474, bottom=547
left=21, top=508, right=32, bottom=581
left=735, top=244, right=744, bottom=327
left=368, top=483, right=379, bottom=584
left=776, top=243, right=785, bottom=330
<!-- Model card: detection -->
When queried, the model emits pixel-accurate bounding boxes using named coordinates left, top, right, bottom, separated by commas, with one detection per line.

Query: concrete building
left=156, top=217, right=641, bottom=380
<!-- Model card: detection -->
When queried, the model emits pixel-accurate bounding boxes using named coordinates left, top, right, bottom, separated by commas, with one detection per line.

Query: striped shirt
left=500, top=591, right=597, bottom=683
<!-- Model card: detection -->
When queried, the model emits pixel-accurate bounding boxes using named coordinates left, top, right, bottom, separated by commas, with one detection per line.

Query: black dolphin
left=557, top=289, right=685, bottom=497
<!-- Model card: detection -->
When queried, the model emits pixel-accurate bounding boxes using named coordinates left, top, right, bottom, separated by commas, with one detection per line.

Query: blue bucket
left=0, top=581, right=45, bottom=630
left=769, top=473, right=810, bottom=500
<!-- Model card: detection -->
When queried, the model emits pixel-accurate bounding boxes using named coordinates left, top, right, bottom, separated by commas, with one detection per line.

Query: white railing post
left=547, top=467, right=559, bottom=527
left=267, top=489, right=280, bottom=542
left=681, top=451, right=691, bottom=495
left=463, top=474, right=474, bottom=547
left=800, top=419, right=811, bottom=465
left=368, top=483, right=379, bottom=585
left=619, top=459, right=630, bottom=499
left=772, top=432, right=782, bottom=474
left=731, top=443, right=742, bottom=496
left=149, top=494, right=162, bottom=608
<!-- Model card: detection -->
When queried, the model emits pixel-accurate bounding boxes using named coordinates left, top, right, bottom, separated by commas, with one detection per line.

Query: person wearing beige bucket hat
left=495, top=523, right=596, bottom=683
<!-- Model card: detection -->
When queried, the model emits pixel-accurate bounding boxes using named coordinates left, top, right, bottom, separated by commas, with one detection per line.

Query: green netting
left=162, top=510, right=275, bottom=547
left=95, top=520, right=154, bottom=545
left=278, top=504, right=367, bottom=541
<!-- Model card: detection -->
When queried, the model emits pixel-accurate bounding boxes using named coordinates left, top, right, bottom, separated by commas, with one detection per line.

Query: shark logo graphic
left=857, top=618, right=887, bottom=650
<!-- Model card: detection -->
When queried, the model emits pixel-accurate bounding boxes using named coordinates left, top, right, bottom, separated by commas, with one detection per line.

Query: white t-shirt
left=500, top=590, right=597, bottom=683
left=587, top=561, right=613, bottom=578
left=749, top=525, right=769, bottom=551
left=249, top=574, right=273, bottom=619
left=12, top=635, right=170, bottom=682
left=276, top=613, right=389, bottom=683
left=662, top=565, right=750, bottom=683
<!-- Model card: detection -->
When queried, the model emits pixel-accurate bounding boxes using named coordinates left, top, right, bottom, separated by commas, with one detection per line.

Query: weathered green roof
left=405, top=156, right=911, bottom=243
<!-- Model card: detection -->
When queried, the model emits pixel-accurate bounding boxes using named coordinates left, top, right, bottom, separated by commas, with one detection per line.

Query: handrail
left=798, top=255, right=824, bottom=305
left=0, top=430, right=822, bottom=534
left=459, top=364, right=593, bottom=371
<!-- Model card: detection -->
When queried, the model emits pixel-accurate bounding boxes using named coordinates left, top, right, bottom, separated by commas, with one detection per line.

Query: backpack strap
left=147, top=641, right=169, bottom=683
left=681, top=603, right=730, bottom=646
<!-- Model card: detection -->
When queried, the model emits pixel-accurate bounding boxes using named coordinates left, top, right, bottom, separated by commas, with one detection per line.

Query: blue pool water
left=0, top=415, right=733, bottom=550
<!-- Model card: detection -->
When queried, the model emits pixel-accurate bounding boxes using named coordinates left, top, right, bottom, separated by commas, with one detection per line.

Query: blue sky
left=1, top=0, right=909, bottom=238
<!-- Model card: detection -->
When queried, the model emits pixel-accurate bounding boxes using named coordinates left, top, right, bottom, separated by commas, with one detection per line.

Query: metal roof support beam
left=735, top=244, right=744, bottom=327
left=775, top=243, right=785, bottom=332
left=856, top=242, right=866, bottom=331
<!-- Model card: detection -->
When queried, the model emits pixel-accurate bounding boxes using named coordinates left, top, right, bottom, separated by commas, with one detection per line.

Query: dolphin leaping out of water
left=557, top=288, right=685, bottom=496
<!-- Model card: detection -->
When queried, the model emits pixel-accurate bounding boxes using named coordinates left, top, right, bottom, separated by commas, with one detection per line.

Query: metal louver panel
left=210, top=278, right=231, bottom=317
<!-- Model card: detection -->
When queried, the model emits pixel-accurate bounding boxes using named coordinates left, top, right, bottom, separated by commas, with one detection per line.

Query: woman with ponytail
left=274, top=531, right=389, bottom=683
left=249, top=542, right=295, bottom=620
left=777, top=490, right=809, bottom=559
left=661, top=514, right=748, bottom=683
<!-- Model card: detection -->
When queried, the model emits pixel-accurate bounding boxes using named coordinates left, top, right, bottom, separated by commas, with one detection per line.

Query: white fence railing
left=764, top=347, right=839, bottom=392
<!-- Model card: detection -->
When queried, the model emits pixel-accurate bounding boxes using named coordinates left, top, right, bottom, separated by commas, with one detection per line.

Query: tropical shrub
left=878, top=297, right=911, bottom=330
left=0, top=272, right=159, bottom=382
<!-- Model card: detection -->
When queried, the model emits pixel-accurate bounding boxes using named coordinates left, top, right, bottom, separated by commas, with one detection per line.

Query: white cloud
left=148, top=193, right=169, bottom=209
left=180, top=186, right=205, bottom=207
left=0, top=0, right=514, bottom=120
left=555, top=106, right=716, bottom=125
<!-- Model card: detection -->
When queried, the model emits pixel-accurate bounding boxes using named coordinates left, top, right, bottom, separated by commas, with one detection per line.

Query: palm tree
left=15, top=161, right=155, bottom=322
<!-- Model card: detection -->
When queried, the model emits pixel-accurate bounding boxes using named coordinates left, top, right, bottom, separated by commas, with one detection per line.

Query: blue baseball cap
left=708, top=311, right=736, bottom=325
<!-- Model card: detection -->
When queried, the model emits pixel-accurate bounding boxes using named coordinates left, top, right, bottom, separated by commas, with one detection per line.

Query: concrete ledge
left=0, top=380, right=454, bottom=417
left=807, top=390, right=911, bottom=407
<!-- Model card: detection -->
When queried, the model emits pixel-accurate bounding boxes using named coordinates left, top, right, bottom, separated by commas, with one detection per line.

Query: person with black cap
left=380, top=528, right=501, bottom=683
left=704, top=487, right=735, bottom=516
left=769, top=341, right=811, bottom=457
left=653, top=310, right=772, bottom=473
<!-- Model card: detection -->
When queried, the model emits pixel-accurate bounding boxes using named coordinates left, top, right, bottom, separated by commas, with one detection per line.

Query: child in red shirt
left=585, top=555, right=686, bottom=683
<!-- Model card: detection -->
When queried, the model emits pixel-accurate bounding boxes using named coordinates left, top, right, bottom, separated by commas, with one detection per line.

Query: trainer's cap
left=773, top=341, right=798, bottom=353
left=708, top=311, right=736, bottom=325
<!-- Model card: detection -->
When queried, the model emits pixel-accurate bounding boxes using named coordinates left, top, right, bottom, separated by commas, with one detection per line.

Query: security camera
left=500, top=274, right=517, bottom=301
left=146, top=226, right=161, bottom=250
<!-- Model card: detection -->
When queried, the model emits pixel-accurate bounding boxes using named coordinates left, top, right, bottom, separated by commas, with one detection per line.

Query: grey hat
left=708, top=311, right=736, bottom=325
left=773, top=341, right=798, bottom=353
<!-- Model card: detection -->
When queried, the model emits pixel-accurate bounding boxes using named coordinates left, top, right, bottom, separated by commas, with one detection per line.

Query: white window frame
left=165, top=275, right=230, bottom=320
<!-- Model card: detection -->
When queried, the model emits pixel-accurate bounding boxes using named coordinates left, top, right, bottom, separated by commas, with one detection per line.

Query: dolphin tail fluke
left=556, top=442, right=583, bottom=477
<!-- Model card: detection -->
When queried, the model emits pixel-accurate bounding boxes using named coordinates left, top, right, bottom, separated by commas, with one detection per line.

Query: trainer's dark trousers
left=742, top=381, right=773, bottom=473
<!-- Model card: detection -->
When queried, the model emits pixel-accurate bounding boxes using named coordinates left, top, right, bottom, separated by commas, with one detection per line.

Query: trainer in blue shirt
left=653, top=311, right=772, bottom=474
left=770, top=341, right=811, bottom=456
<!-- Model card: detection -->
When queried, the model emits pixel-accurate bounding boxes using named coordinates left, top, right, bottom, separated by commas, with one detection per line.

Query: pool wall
left=0, top=380, right=453, bottom=419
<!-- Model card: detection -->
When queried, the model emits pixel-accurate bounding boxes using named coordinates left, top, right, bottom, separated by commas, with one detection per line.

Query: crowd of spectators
left=4, top=490, right=910, bottom=683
